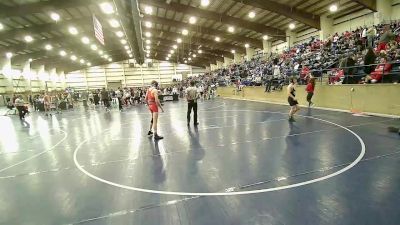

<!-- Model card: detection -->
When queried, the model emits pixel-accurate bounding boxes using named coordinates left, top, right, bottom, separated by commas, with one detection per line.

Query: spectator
left=363, top=47, right=377, bottom=75
left=363, top=56, right=392, bottom=83
left=367, top=26, right=377, bottom=48
left=343, top=54, right=357, bottom=84
left=377, top=25, right=395, bottom=53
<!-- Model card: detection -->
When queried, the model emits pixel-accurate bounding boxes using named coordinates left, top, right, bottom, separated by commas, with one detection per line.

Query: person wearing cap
left=145, top=80, right=164, bottom=140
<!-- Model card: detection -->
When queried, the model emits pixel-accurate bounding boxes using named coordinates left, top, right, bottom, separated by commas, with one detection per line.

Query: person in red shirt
left=305, top=78, right=316, bottom=107
left=300, top=65, right=310, bottom=84
left=363, top=56, right=392, bottom=83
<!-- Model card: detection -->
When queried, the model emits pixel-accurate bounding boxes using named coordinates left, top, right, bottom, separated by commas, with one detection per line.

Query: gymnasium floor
left=0, top=98, right=399, bottom=225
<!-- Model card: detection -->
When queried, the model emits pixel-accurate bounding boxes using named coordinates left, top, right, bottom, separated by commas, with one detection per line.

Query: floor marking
left=0, top=129, right=68, bottom=174
left=65, top=151, right=400, bottom=224
left=73, top=109, right=367, bottom=196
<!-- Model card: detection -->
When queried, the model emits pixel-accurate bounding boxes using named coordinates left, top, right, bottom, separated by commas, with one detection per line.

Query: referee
left=186, top=81, right=199, bottom=126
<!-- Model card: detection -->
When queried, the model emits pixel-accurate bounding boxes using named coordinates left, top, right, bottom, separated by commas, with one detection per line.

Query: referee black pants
left=187, top=100, right=197, bottom=124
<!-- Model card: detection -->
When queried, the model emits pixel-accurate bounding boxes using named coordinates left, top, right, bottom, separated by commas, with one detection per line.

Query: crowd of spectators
left=205, top=20, right=400, bottom=88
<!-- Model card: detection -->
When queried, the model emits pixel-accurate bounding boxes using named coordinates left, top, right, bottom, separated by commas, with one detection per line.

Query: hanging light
left=201, top=0, right=210, bottom=7
left=173, top=45, right=178, bottom=49
left=45, top=44, right=53, bottom=50
left=68, top=26, right=78, bottom=35
left=182, top=29, right=189, bottom=36
left=100, top=2, right=114, bottom=14
left=263, top=35, right=268, bottom=40
left=50, top=12, right=60, bottom=21
left=289, top=23, right=295, bottom=29
left=189, top=16, right=197, bottom=24
left=91, top=44, right=98, bottom=50
left=116, top=31, right=124, bottom=37
left=144, top=6, right=153, bottom=15
left=248, top=11, right=256, bottom=19
left=215, top=36, right=220, bottom=42
left=329, top=4, right=338, bottom=12
left=24, top=35, right=34, bottom=43
left=81, top=36, right=90, bottom=44
left=177, top=38, right=182, bottom=43
left=244, top=43, right=250, bottom=48
left=227, top=26, right=235, bottom=33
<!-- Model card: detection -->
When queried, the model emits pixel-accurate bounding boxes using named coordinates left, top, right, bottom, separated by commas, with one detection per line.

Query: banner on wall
left=93, top=15, right=105, bottom=45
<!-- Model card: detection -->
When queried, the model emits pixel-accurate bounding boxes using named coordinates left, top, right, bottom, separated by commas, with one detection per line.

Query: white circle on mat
left=73, top=110, right=366, bottom=196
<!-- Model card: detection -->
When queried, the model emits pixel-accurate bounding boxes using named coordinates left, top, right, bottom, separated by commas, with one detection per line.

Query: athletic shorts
left=148, top=104, right=158, bottom=113
left=288, top=97, right=298, bottom=106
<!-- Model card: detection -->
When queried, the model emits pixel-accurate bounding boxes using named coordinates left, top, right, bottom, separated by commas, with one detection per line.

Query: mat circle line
left=73, top=109, right=366, bottom=196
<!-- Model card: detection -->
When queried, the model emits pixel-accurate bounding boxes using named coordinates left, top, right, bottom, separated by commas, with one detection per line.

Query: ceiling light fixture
left=81, top=36, right=90, bottom=44
left=70, top=55, right=77, bottom=61
left=144, top=6, right=153, bottom=15
left=184, top=60, right=188, bottom=63
left=188, top=57, right=192, bottom=61
left=201, top=0, right=210, bottom=7
left=87, top=62, right=91, bottom=66
left=116, top=31, right=124, bottom=37
left=108, top=58, right=112, bottom=62
left=91, top=44, right=98, bottom=50
left=68, top=26, right=78, bottom=35
left=329, top=4, right=338, bottom=12
left=100, top=2, right=114, bottom=14
left=29, top=58, right=33, bottom=62
left=289, top=23, right=295, bottom=29
left=145, top=32, right=151, bottom=37
left=146, top=45, right=150, bottom=50
left=248, top=11, right=256, bottom=18
left=50, top=12, right=60, bottom=21
left=146, top=39, right=151, bottom=44
left=189, top=16, right=197, bottom=24
left=146, top=50, right=150, bottom=54
left=80, top=59, right=85, bottom=64
left=145, top=21, right=152, bottom=28
left=168, top=54, right=171, bottom=57
left=215, top=36, right=220, bottom=42
left=170, top=50, right=174, bottom=54
left=6, top=52, right=13, bottom=59
left=198, top=49, right=202, bottom=54
left=109, top=19, right=120, bottom=28
left=121, top=39, right=127, bottom=44
left=45, top=44, right=53, bottom=50
left=127, top=50, right=132, bottom=54
left=245, top=43, right=250, bottom=48
left=129, top=54, right=133, bottom=58
left=59, top=50, right=67, bottom=56
left=0, top=23, right=3, bottom=30
left=182, top=29, right=189, bottom=36
left=228, top=26, right=235, bottom=33
left=263, top=35, right=268, bottom=40
left=24, top=35, right=34, bottom=43
left=177, top=38, right=182, bottom=43
left=125, top=46, right=129, bottom=50
left=166, top=57, right=169, bottom=60
left=231, top=50, right=235, bottom=54
left=99, top=50, right=104, bottom=55
left=173, top=45, right=177, bottom=49
left=193, top=54, right=197, bottom=58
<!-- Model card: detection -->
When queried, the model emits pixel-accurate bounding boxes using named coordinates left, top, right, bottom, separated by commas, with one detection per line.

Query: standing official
left=186, top=81, right=199, bottom=126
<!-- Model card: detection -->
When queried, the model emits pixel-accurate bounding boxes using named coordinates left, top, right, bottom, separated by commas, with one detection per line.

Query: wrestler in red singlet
left=146, top=81, right=164, bottom=140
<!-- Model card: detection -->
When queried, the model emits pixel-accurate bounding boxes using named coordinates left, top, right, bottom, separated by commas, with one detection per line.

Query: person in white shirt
left=186, top=81, right=199, bottom=126
left=115, top=88, right=123, bottom=111
left=172, top=86, right=178, bottom=95
left=197, top=85, right=204, bottom=100
left=15, top=95, right=28, bottom=120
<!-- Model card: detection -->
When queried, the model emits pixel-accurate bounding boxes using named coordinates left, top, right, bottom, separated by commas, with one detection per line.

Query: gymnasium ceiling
left=0, top=0, right=377, bottom=72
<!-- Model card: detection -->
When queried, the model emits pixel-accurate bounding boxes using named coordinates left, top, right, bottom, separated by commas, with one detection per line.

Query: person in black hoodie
left=343, top=53, right=356, bottom=84
left=363, top=47, right=377, bottom=76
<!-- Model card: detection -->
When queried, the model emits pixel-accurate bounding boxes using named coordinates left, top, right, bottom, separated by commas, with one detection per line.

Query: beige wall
left=66, top=60, right=206, bottom=90
left=218, top=85, right=400, bottom=116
